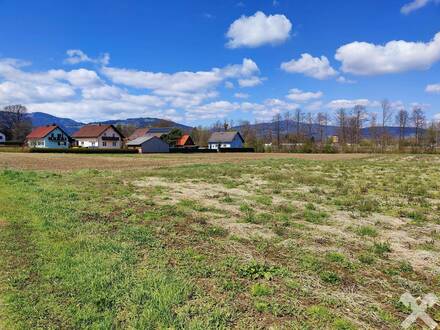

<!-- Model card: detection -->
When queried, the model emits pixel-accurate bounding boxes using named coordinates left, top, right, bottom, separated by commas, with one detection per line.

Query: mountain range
left=28, top=112, right=192, bottom=134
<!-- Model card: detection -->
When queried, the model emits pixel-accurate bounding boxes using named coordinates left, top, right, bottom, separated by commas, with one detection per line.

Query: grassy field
left=0, top=153, right=439, bottom=329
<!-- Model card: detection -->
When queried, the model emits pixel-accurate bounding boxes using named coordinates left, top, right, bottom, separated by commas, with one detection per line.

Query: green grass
left=1, top=154, right=440, bottom=328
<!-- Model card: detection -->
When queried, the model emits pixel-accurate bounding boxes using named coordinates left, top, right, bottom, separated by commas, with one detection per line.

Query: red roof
left=27, top=125, right=59, bottom=139
left=128, top=128, right=149, bottom=141
left=72, top=124, right=123, bottom=138
left=176, top=134, right=194, bottom=146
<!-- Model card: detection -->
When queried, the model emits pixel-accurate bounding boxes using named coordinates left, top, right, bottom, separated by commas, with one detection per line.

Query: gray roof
left=127, top=135, right=158, bottom=146
left=208, top=131, right=244, bottom=143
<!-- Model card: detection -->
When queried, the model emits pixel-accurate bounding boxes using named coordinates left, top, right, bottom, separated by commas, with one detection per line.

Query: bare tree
left=294, top=108, right=304, bottom=142
left=335, top=108, right=347, bottom=145
left=395, top=109, right=409, bottom=146
left=316, top=112, right=328, bottom=144
left=0, top=104, right=32, bottom=141
left=284, top=111, right=291, bottom=139
left=305, top=112, right=313, bottom=139
left=272, top=113, right=282, bottom=148
left=369, top=112, right=379, bottom=147
left=380, top=99, right=393, bottom=148
left=411, top=106, right=425, bottom=145
left=352, top=105, right=366, bottom=144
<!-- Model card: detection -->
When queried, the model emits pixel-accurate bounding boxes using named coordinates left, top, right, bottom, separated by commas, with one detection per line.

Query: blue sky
left=0, top=0, right=439, bottom=125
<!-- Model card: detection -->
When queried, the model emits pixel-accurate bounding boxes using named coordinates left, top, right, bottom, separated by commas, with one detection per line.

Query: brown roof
left=128, top=128, right=150, bottom=141
left=176, top=134, right=194, bottom=146
left=72, top=124, right=123, bottom=138
left=27, top=125, right=59, bottom=139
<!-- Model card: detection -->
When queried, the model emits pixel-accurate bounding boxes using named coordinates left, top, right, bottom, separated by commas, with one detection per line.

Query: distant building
left=26, top=125, right=71, bottom=149
left=208, top=131, right=245, bottom=150
left=73, top=124, right=123, bottom=148
left=127, top=127, right=174, bottom=141
left=126, top=136, right=170, bottom=153
left=175, top=134, right=195, bottom=148
left=0, top=132, right=5, bottom=144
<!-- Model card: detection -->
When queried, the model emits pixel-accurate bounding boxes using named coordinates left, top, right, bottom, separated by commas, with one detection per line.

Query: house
left=126, top=136, right=169, bottom=153
left=26, top=124, right=71, bottom=149
left=127, top=127, right=174, bottom=141
left=175, top=134, right=195, bottom=148
left=127, top=128, right=150, bottom=141
left=208, top=131, right=245, bottom=150
left=0, top=132, right=5, bottom=144
left=73, top=124, right=123, bottom=148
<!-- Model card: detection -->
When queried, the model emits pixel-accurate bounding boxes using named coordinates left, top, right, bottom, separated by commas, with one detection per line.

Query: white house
left=72, top=124, right=124, bottom=148
left=208, top=131, right=245, bottom=150
left=0, top=132, right=5, bottom=144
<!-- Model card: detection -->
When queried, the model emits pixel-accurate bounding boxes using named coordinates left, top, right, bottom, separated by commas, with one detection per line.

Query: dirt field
left=0, top=152, right=370, bottom=171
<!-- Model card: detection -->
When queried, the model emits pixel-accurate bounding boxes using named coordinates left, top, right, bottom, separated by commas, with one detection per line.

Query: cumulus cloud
left=281, top=53, right=338, bottom=79
left=335, top=32, right=440, bottom=75
left=226, top=11, right=292, bottom=48
left=64, top=49, right=110, bottom=66
left=286, top=88, right=323, bottom=102
left=327, top=99, right=380, bottom=110
left=426, top=83, right=440, bottom=93
left=102, top=58, right=261, bottom=93
left=238, top=76, right=264, bottom=87
left=400, top=0, right=439, bottom=14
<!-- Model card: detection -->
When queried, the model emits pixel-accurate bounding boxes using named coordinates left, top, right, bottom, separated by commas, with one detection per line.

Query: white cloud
left=426, top=83, right=440, bottom=93
left=64, top=49, right=110, bottom=66
left=286, top=88, right=323, bottom=102
left=335, top=32, right=440, bottom=75
left=226, top=11, right=292, bottom=48
left=281, top=53, right=338, bottom=79
left=238, top=76, right=264, bottom=87
left=305, top=101, right=323, bottom=111
left=102, top=58, right=261, bottom=93
left=327, top=99, right=379, bottom=110
left=234, top=92, right=249, bottom=99
left=400, top=0, right=439, bottom=14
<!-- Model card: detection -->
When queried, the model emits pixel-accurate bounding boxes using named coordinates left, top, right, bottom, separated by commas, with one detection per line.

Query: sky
left=0, top=0, right=439, bottom=125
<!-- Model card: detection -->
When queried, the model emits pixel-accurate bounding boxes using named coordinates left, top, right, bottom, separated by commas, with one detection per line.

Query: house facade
left=127, top=136, right=170, bottom=153
left=0, top=132, right=5, bottom=144
left=73, top=124, right=123, bottom=148
left=26, top=125, right=71, bottom=149
left=208, top=131, right=244, bottom=150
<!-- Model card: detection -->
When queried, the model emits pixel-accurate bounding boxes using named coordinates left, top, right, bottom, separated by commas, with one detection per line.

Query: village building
left=0, top=132, right=5, bottom=144
left=128, top=127, right=174, bottom=141
left=175, top=134, right=195, bottom=148
left=26, top=124, right=71, bottom=149
left=126, top=136, right=170, bottom=153
left=208, top=131, right=245, bottom=150
left=73, top=124, right=123, bottom=149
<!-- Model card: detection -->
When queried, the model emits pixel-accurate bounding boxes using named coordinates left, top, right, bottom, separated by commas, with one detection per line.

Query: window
left=112, top=142, right=117, bottom=147
left=103, top=141, right=107, bottom=147
left=81, top=141, right=84, bottom=145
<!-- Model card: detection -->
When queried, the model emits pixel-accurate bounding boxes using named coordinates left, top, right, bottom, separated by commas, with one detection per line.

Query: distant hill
left=21, top=112, right=192, bottom=134
left=29, top=112, right=84, bottom=134
left=234, top=120, right=419, bottom=140
left=93, top=117, right=192, bottom=132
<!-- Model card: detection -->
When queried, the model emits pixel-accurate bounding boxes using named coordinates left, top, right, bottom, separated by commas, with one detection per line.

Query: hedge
left=219, top=147, right=255, bottom=153
left=169, top=147, right=217, bottom=153
left=29, top=148, right=138, bottom=154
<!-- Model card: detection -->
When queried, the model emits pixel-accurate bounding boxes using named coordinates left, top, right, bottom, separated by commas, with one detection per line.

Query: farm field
left=0, top=153, right=439, bottom=329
